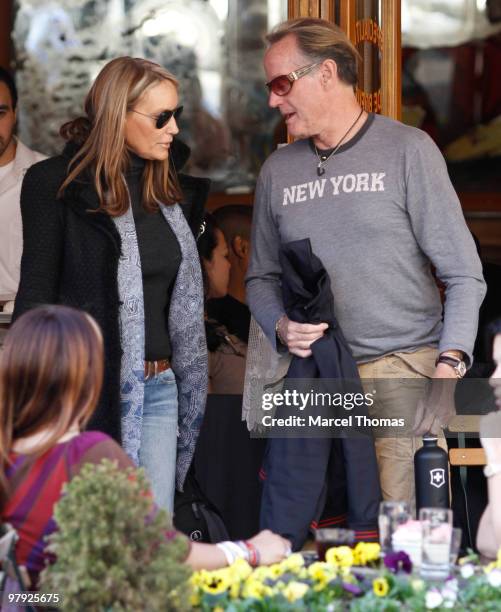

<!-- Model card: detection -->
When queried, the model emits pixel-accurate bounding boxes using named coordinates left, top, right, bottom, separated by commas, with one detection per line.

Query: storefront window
left=12, top=0, right=287, bottom=191
left=401, top=0, right=501, bottom=194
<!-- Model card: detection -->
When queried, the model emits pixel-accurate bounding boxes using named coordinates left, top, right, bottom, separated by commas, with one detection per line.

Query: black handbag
left=173, top=469, right=229, bottom=543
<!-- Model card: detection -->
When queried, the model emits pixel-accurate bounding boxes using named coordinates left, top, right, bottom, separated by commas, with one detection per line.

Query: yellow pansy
left=308, top=561, right=336, bottom=581
left=282, top=581, right=309, bottom=602
left=339, top=565, right=351, bottom=578
left=268, top=563, right=285, bottom=579
left=361, top=542, right=380, bottom=562
left=307, top=564, right=334, bottom=593
left=200, top=572, right=231, bottom=596
left=373, top=577, right=389, bottom=597
left=190, top=569, right=209, bottom=587
left=325, top=545, right=354, bottom=567
left=231, top=558, right=253, bottom=580
left=352, top=547, right=366, bottom=566
left=242, top=579, right=272, bottom=600
left=251, top=566, right=272, bottom=582
left=280, top=552, right=305, bottom=572
left=351, top=542, right=380, bottom=566
left=230, top=581, right=240, bottom=599
left=313, top=579, right=328, bottom=592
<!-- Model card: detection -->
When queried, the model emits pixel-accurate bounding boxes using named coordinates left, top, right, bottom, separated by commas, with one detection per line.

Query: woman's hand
left=247, top=529, right=292, bottom=565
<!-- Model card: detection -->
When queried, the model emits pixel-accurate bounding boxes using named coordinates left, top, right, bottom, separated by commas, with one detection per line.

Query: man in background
left=0, top=67, right=46, bottom=315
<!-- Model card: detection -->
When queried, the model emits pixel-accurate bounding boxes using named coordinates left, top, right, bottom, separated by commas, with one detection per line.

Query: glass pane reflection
left=13, top=0, right=287, bottom=191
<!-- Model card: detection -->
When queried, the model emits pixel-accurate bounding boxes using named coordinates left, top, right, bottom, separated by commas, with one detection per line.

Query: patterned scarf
left=113, top=203, right=207, bottom=491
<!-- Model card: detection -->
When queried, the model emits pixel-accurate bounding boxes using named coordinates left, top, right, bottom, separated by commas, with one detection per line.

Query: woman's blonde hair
left=0, top=306, right=104, bottom=510
left=266, top=18, right=360, bottom=87
left=59, top=57, right=183, bottom=216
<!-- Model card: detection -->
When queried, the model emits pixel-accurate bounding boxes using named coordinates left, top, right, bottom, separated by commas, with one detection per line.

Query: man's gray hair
left=266, top=18, right=360, bottom=87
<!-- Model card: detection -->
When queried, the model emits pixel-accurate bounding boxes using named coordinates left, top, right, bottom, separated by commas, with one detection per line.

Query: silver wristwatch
left=435, top=355, right=467, bottom=378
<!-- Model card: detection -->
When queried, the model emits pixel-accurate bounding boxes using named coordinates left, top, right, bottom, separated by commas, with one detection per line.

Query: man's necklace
left=314, top=108, right=364, bottom=176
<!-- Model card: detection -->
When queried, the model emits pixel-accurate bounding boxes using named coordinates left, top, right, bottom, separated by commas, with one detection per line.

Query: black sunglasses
left=266, top=62, right=320, bottom=96
left=131, top=105, right=183, bottom=129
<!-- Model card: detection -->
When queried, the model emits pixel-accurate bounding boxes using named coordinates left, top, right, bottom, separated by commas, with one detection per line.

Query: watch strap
left=435, top=355, right=466, bottom=378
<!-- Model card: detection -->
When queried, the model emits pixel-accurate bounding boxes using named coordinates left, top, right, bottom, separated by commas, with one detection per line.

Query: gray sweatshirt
left=246, top=113, right=486, bottom=365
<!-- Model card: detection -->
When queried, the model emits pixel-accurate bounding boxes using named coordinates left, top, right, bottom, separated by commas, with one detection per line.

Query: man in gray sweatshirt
left=246, top=18, right=486, bottom=511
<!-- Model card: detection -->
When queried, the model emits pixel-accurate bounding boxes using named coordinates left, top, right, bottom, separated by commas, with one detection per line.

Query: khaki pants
left=358, top=346, right=447, bottom=516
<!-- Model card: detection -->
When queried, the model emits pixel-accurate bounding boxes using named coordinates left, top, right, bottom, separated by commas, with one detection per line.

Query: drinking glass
left=419, top=507, right=453, bottom=579
left=449, top=527, right=462, bottom=566
left=315, top=528, right=355, bottom=561
left=378, top=501, right=411, bottom=553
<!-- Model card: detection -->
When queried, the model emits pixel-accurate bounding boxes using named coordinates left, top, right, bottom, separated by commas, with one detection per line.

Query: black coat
left=13, top=139, right=210, bottom=444
left=260, top=239, right=381, bottom=549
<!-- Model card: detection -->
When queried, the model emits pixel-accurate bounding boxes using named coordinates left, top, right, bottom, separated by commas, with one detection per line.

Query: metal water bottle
left=414, top=436, right=449, bottom=514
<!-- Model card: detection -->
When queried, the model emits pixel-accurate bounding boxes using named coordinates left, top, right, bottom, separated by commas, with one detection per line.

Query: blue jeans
left=139, top=368, right=178, bottom=515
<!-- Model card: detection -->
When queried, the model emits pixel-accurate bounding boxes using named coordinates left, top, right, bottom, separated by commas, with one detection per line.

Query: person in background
left=13, top=57, right=209, bottom=514
left=0, top=67, right=46, bottom=317
left=477, top=318, right=501, bottom=558
left=198, top=213, right=247, bottom=394
left=208, top=205, right=252, bottom=344
left=0, top=306, right=291, bottom=588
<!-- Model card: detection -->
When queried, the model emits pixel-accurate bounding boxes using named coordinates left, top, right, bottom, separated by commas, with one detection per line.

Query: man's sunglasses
left=265, top=62, right=320, bottom=96
left=131, top=105, right=183, bottom=129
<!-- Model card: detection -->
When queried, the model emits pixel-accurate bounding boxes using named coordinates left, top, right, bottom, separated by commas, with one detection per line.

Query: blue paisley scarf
left=113, top=203, right=207, bottom=491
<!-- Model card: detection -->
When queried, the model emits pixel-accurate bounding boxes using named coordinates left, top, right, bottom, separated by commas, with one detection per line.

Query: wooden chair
left=447, top=415, right=486, bottom=467
left=447, top=415, right=486, bottom=549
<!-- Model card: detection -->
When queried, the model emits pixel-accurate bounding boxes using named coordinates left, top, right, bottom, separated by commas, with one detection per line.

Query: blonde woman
left=13, top=57, right=209, bottom=514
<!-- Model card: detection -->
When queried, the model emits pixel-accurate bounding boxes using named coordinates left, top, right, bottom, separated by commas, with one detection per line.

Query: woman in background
left=198, top=213, right=247, bottom=394
left=0, top=306, right=291, bottom=588
left=14, top=57, right=209, bottom=513
left=477, top=318, right=501, bottom=558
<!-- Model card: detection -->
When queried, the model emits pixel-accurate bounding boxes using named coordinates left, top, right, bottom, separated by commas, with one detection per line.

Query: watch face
left=457, top=361, right=467, bottom=378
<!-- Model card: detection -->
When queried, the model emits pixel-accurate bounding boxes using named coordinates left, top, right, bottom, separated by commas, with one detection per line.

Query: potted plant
left=41, top=459, right=191, bottom=611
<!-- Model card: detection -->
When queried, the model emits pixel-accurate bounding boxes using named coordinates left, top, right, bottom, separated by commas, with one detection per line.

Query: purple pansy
left=342, top=582, right=363, bottom=596
left=383, top=550, right=412, bottom=574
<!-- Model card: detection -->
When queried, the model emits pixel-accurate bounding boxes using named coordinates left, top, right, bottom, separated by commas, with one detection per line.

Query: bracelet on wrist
left=216, top=542, right=235, bottom=566
left=217, top=541, right=252, bottom=566
left=243, top=540, right=260, bottom=567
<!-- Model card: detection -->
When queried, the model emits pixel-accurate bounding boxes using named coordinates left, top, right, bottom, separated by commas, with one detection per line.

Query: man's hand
left=433, top=362, right=459, bottom=380
left=277, top=315, right=328, bottom=358
left=412, top=366, right=458, bottom=436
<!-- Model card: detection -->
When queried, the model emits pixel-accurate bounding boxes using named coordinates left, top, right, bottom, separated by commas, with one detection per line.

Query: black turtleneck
left=125, top=153, right=181, bottom=361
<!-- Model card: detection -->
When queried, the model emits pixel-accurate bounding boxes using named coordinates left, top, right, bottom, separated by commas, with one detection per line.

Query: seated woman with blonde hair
left=0, top=305, right=290, bottom=588
left=476, top=318, right=501, bottom=558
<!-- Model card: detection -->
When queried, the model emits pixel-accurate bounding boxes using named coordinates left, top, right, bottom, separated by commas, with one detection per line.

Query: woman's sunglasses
left=131, top=105, right=184, bottom=129
left=266, top=62, right=320, bottom=96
